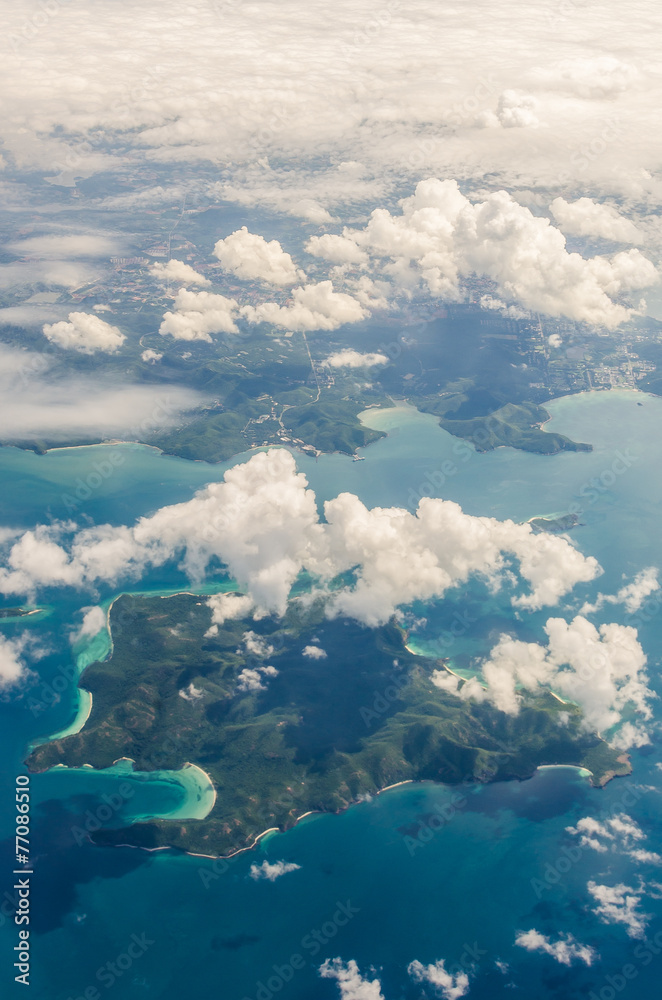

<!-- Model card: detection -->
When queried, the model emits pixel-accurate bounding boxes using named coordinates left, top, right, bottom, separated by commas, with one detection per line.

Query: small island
left=529, top=513, right=580, bottom=534
left=27, top=593, right=629, bottom=858
left=0, top=606, right=42, bottom=619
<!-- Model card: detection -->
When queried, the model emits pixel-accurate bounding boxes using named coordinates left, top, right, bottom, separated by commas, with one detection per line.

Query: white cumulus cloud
left=550, top=197, right=642, bottom=243
left=150, top=259, right=210, bottom=286
left=306, top=234, right=369, bottom=265
left=408, top=958, right=470, bottom=999
left=444, top=615, right=652, bottom=739
left=159, top=288, right=239, bottom=341
left=249, top=860, right=301, bottom=881
left=214, top=227, right=304, bottom=285
left=43, top=313, right=126, bottom=354
left=324, top=350, right=389, bottom=368
left=343, top=179, right=657, bottom=328
left=205, top=592, right=255, bottom=637
left=514, top=930, right=597, bottom=966
left=241, top=280, right=367, bottom=332
left=70, top=605, right=106, bottom=645
left=581, top=567, right=659, bottom=616
left=320, top=958, right=384, bottom=999
left=0, top=633, right=31, bottom=689
left=587, top=881, right=651, bottom=938
left=303, top=644, right=327, bottom=659
left=0, top=451, right=602, bottom=629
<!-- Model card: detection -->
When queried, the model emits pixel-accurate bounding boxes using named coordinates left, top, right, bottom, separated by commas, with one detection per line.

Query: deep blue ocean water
left=1, top=389, right=661, bottom=999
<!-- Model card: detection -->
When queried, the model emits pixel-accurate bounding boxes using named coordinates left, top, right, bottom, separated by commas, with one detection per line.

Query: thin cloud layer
left=4, top=0, right=662, bottom=211
left=0, top=347, right=205, bottom=441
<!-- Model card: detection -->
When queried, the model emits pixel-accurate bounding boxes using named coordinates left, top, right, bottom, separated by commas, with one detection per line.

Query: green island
left=27, top=592, right=629, bottom=858
left=0, top=606, right=40, bottom=619
left=529, top=513, right=580, bottom=534
left=416, top=399, right=592, bottom=455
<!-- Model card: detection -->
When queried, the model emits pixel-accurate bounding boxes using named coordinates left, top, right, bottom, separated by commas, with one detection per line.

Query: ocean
left=1, top=389, right=661, bottom=999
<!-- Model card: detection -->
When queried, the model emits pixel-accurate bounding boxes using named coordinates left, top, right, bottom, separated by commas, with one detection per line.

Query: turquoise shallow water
left=1, top=389, right=662, bottom=999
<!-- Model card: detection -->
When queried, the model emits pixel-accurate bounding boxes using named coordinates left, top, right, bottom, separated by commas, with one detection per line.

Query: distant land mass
left=27, top=592, right=629, bottom=858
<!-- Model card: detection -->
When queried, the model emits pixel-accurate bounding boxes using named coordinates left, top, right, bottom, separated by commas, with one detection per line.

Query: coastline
left=43, top=756, right=218, bottom=822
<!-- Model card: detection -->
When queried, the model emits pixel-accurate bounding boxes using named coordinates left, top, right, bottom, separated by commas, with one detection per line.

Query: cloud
left=241, top=280, right=367, bottom=332
left=306, top=234, right=369, bottom=266
left=478, top=90, right=539, bottom=129
left=0, top=349, right=204, bottom=442
left=408, top=958, right=470, bottom=999
left=71, top=605, right=106, bottom=645
left=581, top=567, right=659, bottom=616
left=550, top=197, right=641, bottom=242
left=150, top=259, right=210, bottom=286
left=566, top=812, right=660, bottom=864
left=240, top=631, right=274, bottom=658
left=323, top=350, right=388, bottom=368
left=214, top=227, right=304, bottom=285
left=322, top=494, right=600, bottom=626
left=343, top=179, right=657, bottom=328
left=249, top=860, right=301, bottom=882
left=445, top=615, right=652, bottom=739
left=43, top=313, right=126, bottom=354
left=159, top=288, right=239, bottom=341
left=532, top=56, right=639, bottom=100
left=319, top=958, right=384, bottom=999
left=141, top=349, right=163, bottom=363
left=0, top=262, right=99, bottom=291
left=179, top=681, right=204, bottom=701
left=514, top=930, right=597, bottom=966
left=587, top=881, right=651, bottom=938
left=0, top=633, right=30, bottom=689
left=5, top=0, right=659, bottom=209
left=205, top=592, right=255, bottom=637
left=237, top=664, right=278, bottom=692
left=0, top=450, right=602, bottom=628
left=8, top=233, right=120, bottom=259
left=303, top=645, right=327, bottom=659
